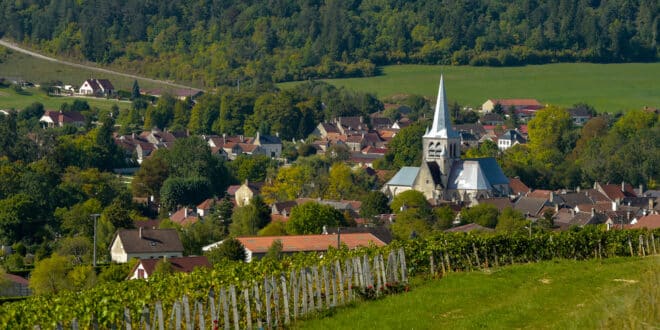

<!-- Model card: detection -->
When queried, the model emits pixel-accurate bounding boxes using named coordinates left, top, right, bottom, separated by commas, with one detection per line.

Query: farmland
left=280, top=63, right=660, bottom=113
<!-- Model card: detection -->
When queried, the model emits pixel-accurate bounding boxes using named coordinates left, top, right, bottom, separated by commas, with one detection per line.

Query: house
left=480, top=112, right=505, bottom=126
left=235, top=180, right=264, bottom=206
left=79, top=79, right=114, bottom=96
left=628, top=214, right=660, bottom=230
left=39, top=110, right=85, bottom=128
left=128, top=256, right=211, bottom=280
left=568, top=107, right=593, bottom=126
left=0, top=273, right=31, bottom=297
left=202, top=233, right=386, bottom=262
left=169, top=207, right=199, bottom=226
left=110, top=228, right=184, bottom=263
left=252, top=131, right=282, bottom=158
left=196, top=198, right=216, bottom=217
left=514, top=196, right=549, bottom=219
left=497, top=130, right=526, bottom=150
left=508, top=177, right=531, bottom=199
left=382, top=77, right=509, bottom=205
left=482, top=99, right=543, bottom=113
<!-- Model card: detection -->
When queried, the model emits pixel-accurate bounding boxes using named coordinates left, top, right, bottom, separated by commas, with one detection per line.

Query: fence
left=38, top=249, right=407, bottom=330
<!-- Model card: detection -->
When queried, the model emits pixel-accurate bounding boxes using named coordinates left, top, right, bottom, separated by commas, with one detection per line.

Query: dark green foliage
left=380, top=121, right=426, bottom=169
left=160, top=177, right=211, bottom=211
left=205, top=238, right=246, bottom=263
left=286, top=202, right=347, bottom=235
left=1, top=1, right=656, bottom=86
left=359, top=191, right=391, bottom=219
left=460, top=204, right=499, bottom=228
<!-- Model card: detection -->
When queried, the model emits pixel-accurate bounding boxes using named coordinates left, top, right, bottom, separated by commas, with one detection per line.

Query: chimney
left=322, top=225, right=328, bottom=235
left=621, top=181, right=625, bottom=192
left=139, top=227, right=143, bottom=239
left=240, top=135, right=244, bottom=143
left=549, top=191, right=554, bottom=203
left=576, top=186, right=580, bottom=193
left=591, top=208, right=596, bottom=216
left=184, top=208, right=188, bottom=218
left=554, top=204, right=559, bottom=213
left=612, top=201, right=618, bottom=211
left=639, top=184, right=643, bottom=196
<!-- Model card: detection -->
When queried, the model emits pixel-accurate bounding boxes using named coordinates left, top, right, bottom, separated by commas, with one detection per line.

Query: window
left=138, top=269, right=145, bottom=279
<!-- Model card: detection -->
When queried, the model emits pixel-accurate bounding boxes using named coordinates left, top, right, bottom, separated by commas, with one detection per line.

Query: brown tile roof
left=134, top=256, right=211, bottom=277
left=528, top=190, right=552, bottom=199
left=227, top=185, right=241, bottom=196
left=508, top=177, right=531, bottom=195
left=514, top=197, right=548, bottom=217
left=113, top=229, right=184, bottom=254
left=629, top=214, right=660, bottom=229
left=237, top=233, right=386, bottom=254
left=584, top=189, right=610, bottom=203
left=170, top=208, right=199, bottom=226
left=197, top=198, right=216, bottom=210
left=270, top=214, right=289, bottom=222
left=133, top=219, right=161, bottom=229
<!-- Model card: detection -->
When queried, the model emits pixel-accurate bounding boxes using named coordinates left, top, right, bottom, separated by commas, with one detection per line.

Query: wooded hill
left=1, top=0, right=658, bottom=87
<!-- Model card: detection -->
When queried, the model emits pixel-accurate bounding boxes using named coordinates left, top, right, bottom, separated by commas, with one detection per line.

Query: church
left=382, top=76, right=510, bottom=205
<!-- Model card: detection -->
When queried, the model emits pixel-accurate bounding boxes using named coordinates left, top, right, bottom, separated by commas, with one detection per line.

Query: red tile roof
left=528, top=189, right=552, bottom=199
left=490, top=99, right=542, bottom=107
left=629, top=214, right=660, bottom=229
left=4, top=273, right=29, bottom=285
left=508, top=177, right=530, bottom=195
left=237, top=233, right=386, bottom=254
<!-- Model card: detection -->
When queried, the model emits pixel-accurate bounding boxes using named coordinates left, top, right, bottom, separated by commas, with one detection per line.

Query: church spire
left=424, top=75, right=458, bottom=139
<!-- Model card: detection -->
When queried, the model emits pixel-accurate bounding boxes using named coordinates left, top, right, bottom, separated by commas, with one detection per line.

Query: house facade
left=79, top=79, right=115, bottom=96
left=128, top=256, right=211, bottom=280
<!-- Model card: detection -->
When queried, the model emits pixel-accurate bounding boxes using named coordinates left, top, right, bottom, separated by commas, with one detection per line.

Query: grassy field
left=295, top=256, right=660, bottom=329
left=280, top=63, right=660, bottom=113
left=0, top=84, right=130, bottom=112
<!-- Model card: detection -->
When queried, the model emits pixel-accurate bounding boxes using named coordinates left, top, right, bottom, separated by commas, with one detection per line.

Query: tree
left=391, top=190, right=431, bottom=216
left=359, top=191, right=391, bottom=219
left=258, top=221, right=288, bottom=236
left=527, top=106, right=573, bottom=168
left=465, top=139, right=499, bottom=158
left=29, top=254, right=71, bottom=295
left=160, top=177, right=211, bottom=211
left=495, top=207, right=528, bottom=234
left=98, top=262, right=131, bottom=283
left=286, top=202, right=346, bottom=235
left=131, top=80, right=141, bottom=100
left=460, top=203, right=499, bottom=228
left=263, top=239, right=283, bottom=260
left=228, top=196, right=271, bottom=236
left=390, top=209, right=433, bottom=240
left=205, top=238, right=246, bottom=263
left=66, top=265, right=97, bottom=292
left=433, top=205, right=456, bottom=230
left=382, top=122, right=425, bottom=168
left=56, top=236, right=93, bottom=265
left=131, top=153, right=169, bottom=198
left=325, top=162, right=354, bottom=200
left=152, top=258, right=174, bottom=276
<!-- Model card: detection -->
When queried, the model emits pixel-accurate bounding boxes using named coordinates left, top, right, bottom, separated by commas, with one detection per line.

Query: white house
left=79, top=79, right=115, bottom=96
left=110, top=228, right=184, bottom=263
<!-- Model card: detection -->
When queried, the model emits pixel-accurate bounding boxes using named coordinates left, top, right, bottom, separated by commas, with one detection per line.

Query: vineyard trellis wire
left=2, top=228, right=658, bottom=329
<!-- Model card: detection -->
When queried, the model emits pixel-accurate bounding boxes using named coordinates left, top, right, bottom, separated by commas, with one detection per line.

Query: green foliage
left=55, top=236, right=92, bottom=265
left=227, top=155, right=277, bottom=183
left=263, top=239, right=283, bottom=261
left=465, top=140, right=499, bottom=158
left=460, top=203, right=499, bottom=228
left=527, top=106, right=573, bottom=169
left=381, top=122, right=426, bottom=169
left=495, top=207, right=528, bottom=234
left=390, top=190, right=431, bottom=216
left=205, top=238, right=246, bottom=263
left=28, top=254, right=71, bottom=295
left=359, top=191, right=391, bottom=219
left=228, top=196, right=271, bottom=237
left=159, top=177, right=211, bottom=211
left=98, top=263, right=131, bottom=283
left=286, top=202, right=346, bottom=235
left=152, top=259, right=174, bottom=277
left=258, top=221, right=288, bottom=236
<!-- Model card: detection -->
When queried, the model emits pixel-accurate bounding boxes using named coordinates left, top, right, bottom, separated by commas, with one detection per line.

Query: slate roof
left=473, top=158, right=509, bottom=185
left=454, top=123, right=486, bottom=137
left=255, top=132, right=282, bottom=144
left=499, top=130, right=526, bottom=143
left=84, top=79, right=101, bottom=90
left=557, top=192, right=595, bottom=208
left=477, top=197, right=512, bottom=211
left=447, top=160, right=490, bottom=190
left=514, top=197, right=548, bottom=217
left=386, top=166, right=420, bottom=187
left=424, top=161, right=443, bottom=187
left=113, top=229, right=184, bottom=254
left=96, top=79, right=114, bottom=91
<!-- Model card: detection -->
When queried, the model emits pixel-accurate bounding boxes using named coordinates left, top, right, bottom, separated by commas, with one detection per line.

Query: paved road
left=0, top=38, right=202, bottom=91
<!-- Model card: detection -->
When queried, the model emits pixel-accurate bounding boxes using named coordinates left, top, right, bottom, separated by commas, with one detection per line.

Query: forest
left=0, top=0, right=658, bottom=87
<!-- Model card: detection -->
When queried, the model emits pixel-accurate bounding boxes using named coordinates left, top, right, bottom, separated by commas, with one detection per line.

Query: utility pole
left=91, top=213, right=101, bottom=267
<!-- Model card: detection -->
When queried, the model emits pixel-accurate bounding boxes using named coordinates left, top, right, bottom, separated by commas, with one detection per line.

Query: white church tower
left=422, top=75, right=460, bottom=187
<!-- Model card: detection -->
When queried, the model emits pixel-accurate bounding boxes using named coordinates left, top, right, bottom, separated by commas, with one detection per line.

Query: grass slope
left=296, top=256, right=660, bottom=329
left=0, top=85, right=129, bottom=112
left=281, top=63, right=660, bottom=113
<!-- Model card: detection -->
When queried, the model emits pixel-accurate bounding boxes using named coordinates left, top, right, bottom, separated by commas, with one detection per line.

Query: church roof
left=423, top=75, right=458, bottom=139
left=447, top=160, right=491, bottom=190
left=472, top=158, right=509, bottom=185
left=386, top=166, right=420, bottom=187
left=424, top=161, right=443, bottom=187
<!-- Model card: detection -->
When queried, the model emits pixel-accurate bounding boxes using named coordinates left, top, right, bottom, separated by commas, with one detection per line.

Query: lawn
left=0, top=85, right=130, bottom=112
left=280, top=63, right=660, bottom=113
left=295, top=256, right=660, bottom=329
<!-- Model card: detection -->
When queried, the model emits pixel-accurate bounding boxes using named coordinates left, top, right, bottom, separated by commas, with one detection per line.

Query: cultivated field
left=281, top=63, right=660, bottom=113
left=295, top=256, right=660, bottom=329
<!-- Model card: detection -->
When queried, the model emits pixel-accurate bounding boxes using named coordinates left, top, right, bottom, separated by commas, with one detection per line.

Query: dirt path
left=0, top=38, right=202, bottom=91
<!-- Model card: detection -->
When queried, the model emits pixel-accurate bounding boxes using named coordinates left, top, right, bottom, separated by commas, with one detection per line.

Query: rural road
left=0, top=38, right=202, bottom=91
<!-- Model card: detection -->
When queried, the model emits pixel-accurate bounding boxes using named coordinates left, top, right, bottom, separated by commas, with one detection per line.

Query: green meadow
left=281, top=63, right=660, bottom=113
left=295, top=256, right=660, bottom=329
left=0, top=85, right=130, bottom=112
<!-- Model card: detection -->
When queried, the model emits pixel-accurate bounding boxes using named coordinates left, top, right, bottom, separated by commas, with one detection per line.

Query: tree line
left=0, top=0, right=657, bottom=87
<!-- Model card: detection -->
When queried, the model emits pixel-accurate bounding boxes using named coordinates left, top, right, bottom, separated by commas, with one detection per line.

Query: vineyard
left=1, top=228, right=658, bottom=329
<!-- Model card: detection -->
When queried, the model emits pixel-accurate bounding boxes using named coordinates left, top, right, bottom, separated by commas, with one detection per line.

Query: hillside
left=296, top=256, right=660, bottom=329
left=0, top=1, right=657, bottom=88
